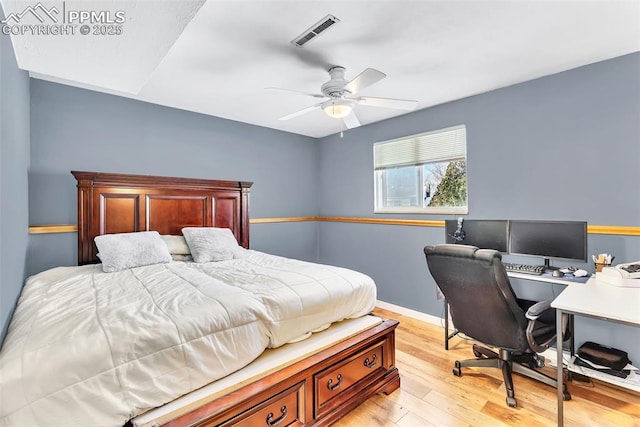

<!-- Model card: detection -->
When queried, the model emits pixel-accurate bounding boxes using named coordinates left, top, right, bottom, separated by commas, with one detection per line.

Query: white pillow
left=182, top=227, right=243, bottom=262
left=160, top=235, right=191, bottom=255
left=94, top=231, right=172, bottom=273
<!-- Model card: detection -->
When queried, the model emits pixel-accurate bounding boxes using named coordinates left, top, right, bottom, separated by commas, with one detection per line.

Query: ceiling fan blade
left=356, top=96, right=418, bottom=111
left=344, top=68, right=386, bottom=95
left=266, top=87, right=326, bottom=99
left=278, top=103, right=322, bottom=121
left=343, top=112, right=361, bottom=129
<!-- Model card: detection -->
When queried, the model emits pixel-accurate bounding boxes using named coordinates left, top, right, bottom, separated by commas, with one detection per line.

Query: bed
left=0, top=171, right=400, bottom=427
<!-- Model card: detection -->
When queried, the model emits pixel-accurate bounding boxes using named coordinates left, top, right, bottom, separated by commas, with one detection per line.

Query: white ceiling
left=3, top=0, right=639, bottom=138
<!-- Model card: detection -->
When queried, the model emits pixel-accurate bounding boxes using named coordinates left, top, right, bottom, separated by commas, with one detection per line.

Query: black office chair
left=424, top=244, right=571, bottom=407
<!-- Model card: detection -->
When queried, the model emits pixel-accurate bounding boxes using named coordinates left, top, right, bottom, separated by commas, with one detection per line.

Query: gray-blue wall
left=8, top=49, right=640, bottom=363
left=317, top=52, right=640, bottom=362
left=0, top=7, right=30, bottom=342
left=28, top=80, right=319, bottom=274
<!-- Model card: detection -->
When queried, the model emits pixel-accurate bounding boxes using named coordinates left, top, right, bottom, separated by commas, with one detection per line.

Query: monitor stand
left=544, top=258, right=559, bottom=271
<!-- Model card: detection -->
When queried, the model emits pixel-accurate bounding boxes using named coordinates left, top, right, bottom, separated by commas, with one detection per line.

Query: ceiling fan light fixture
left=322, top=99, right=353, bottom=118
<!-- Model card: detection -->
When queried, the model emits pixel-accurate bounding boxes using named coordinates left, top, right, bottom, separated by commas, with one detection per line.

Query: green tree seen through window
left=429, top=160, right=467, bottom=207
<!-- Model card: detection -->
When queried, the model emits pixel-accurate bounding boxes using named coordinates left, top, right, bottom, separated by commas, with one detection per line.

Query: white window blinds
left=374, top=125, right=466, bottom=170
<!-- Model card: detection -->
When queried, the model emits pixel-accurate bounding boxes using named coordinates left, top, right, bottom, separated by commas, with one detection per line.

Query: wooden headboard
left=72, top=171, right=252, bottom=265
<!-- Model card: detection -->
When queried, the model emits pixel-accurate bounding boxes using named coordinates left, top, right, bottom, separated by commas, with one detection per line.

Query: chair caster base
left=563, top=390, right=571, bottom=401
left=452, top=361, right=462, bottom=377
left=506, top=396, right=517, bottom=407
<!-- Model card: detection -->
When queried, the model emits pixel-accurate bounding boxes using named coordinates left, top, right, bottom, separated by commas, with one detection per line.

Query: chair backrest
left=424, top=244, right=530, bottom=352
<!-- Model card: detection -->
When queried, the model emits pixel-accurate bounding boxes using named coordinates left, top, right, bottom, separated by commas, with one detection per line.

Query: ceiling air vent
left=291, top=14, right=340, bottom=48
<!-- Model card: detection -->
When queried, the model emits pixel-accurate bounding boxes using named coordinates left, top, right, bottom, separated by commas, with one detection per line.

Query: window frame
left=373, top=125, right=468, bottom=215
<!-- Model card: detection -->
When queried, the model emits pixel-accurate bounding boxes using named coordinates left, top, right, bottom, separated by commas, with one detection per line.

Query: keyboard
left=503, top=262, right=545, bottom=275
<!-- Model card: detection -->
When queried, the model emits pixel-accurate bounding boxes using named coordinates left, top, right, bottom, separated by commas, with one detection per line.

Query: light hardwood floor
left=335, top=307, right=640, bottom=427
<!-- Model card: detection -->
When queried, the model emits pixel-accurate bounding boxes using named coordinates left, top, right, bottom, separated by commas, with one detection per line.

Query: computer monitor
left=445, top=219, right=509, bottom=253
left=508, top=220, right=588, bottom=268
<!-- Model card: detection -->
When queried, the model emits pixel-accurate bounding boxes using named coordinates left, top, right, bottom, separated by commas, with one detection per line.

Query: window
left=374, top=125, right=468, bottom=214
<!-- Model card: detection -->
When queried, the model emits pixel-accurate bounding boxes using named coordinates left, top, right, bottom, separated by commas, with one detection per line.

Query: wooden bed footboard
left=140, top=319, right=400, bottom=427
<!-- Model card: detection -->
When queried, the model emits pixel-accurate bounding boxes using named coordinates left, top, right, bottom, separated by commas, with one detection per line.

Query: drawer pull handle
left=363, top=354, right=378, bottom=369
left=327, top=374, right=343, bottom=391
left=266, top=405, right=287, bottom=426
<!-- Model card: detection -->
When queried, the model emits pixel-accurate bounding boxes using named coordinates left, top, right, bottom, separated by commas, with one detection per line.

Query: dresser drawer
left=217, top=382, right=305, bottom=427
left=314, top=341, right=385, bottom=415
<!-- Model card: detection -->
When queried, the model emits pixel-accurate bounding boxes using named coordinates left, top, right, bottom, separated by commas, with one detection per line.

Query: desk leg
left=443, top=300, right=460, bottom=350
left=556, top=308, right=564, bottom=426
left=567, top=314, right=575, bottom=381
left=444, top=299, right=449, bottom=350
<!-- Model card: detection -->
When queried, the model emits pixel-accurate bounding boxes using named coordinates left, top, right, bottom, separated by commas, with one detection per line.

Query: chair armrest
left=525, top=300, right=552, bottom=320
left=525, top=301, right=569, bottom=353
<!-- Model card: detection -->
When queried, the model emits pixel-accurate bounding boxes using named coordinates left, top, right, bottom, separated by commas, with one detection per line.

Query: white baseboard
left=376, top=300, right=447, bottom=327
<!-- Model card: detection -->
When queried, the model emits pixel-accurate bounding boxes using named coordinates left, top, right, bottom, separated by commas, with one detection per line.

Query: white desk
left=552, top=278, right=640, bottom=426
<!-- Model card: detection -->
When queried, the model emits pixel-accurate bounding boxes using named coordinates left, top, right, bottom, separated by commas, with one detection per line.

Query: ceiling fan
left=271, top=66, right=418, bottom=129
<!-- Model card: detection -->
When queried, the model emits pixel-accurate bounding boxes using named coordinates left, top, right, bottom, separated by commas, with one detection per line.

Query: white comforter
left=195, top=251, right=376, bottom=347
left=0, top=252, right=376, bottom=426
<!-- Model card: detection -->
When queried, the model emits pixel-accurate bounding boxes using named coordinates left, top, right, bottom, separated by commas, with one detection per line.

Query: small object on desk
left=593, top=253, right=614, bottom=272
left=552, top=270, right=565, bottom=278
left=618, top=262, right=640, bottom=278
left=573, top=269, right=589, bottom=277
left=596, top=264, right=640, bottom=287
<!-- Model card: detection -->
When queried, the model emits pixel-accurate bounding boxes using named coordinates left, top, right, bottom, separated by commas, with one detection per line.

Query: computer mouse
left=552, top=270, right=565, bottom=277
left=574, top=269, right=589, bottom=277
